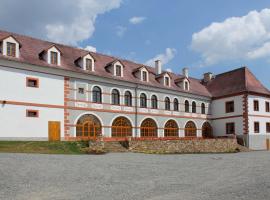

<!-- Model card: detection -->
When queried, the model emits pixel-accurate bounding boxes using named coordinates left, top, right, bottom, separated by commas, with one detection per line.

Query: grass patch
left=0, top=141, right=89, bottom=154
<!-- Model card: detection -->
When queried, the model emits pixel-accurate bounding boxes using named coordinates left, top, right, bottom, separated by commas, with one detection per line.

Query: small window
left=85, top=59, right=92, bottom=71
left=165, top=97, right=170, bottom=110
left=185, top=100, right=189, bottom=112
left=225, top=101, right=234, bottom=113
left=142, top=71, right=147, bottom=81
left=26, top=77, right=39, bottom=88
left=266, top=123, right=270, bottom=133
left=173, top=98, right=179, bottom=111
left=50, top=51, right=58, bottom=65
left=26, top=110, right=39, bottom=118
left=140, top=93, right=147, bottom=108
left=92, top=86, right=102, bottom=103
left=151, top=95, right=158, bottom=109
left=115, top=65, right=122, bottom=76
left=192, top=102, right=196, bottom=113
left=124, top=91, right=132, bottom=107
left=78, top=88, right=84, bottom=94
left=7, top=42, right=16, bottom=57
left=266, top=102, right=270, bottom=112
left=254, top=100, right=259, bottom=111
left=226, top=123, right=235, bottom=134
left=254, top=122, right=260, bottom=133
left=165, top=77, right=170, bottom=86
left=201, top=103, right=206, bottom=114
left=112, top=89, right=120, bottom=105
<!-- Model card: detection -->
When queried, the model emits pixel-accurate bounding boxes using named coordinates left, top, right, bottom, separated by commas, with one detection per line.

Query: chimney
left=155, top=60, right=162, bottom=74
left=203, top=72, right=213, bottom=83
left=182, top=67, right=189, bottom=78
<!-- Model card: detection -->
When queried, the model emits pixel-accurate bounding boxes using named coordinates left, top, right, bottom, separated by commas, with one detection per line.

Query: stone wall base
left=89, top=138, right=239, bottom=154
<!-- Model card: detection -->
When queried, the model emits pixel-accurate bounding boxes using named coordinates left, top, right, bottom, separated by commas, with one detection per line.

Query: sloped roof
left=205, top=67, right=270, bottom=98
left=0, top=29, right=211, bottom=97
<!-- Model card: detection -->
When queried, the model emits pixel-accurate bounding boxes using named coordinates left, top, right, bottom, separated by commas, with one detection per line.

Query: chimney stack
left=182, top=67, right=189, bottom=78
left=155, top=60, right=162, bottom=74
left=203, top=72, right=213, bottom=83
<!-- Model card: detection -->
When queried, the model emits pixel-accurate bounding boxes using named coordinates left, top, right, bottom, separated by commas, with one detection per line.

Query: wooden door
left=266, top=139, right=270, bottom=151
left=48, top=121, right=61, bottom=141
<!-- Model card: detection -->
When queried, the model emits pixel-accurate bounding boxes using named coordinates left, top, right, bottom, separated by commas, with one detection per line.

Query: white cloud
left=116, top=26, right=127, bottom=37
left=84, top=45, right=97, bottom=52
left=129, top=16, right=146, bottom=24
left=191, top=8, right=270, bottom=66
left=145, top=48, right=177, bottom=67
left=166, top=68, right=172, bottom=72
left=0, top=0, right=122, bottom=46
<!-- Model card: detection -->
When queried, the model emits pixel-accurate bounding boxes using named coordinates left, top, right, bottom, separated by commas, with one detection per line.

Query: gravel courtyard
left=0, top=152, right=270, bottom=200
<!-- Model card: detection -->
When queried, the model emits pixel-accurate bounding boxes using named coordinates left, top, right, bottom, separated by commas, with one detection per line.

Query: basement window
left=254, top=122, right=260, bottom=133
left=78, top=88, right=85, bottom=94
left=226, top=123, right=235, bottom=134
left=26, top=110, right=39, bottom=118
left=26, top=77, right=39, bottom=88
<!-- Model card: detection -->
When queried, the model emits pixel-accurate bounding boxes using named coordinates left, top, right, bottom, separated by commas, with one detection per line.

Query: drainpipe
left=135, top=84, right=138, bottom=137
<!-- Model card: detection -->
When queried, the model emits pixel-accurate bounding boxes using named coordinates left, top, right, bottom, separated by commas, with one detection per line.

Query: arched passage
left=164, top=120, right=179, bottom=137
left=140, top=118, right=158, bottom=137
left=185, top=121, right=197, bottom=137
left=111, top=117, right=132, bottom=137
left=202, top=122, right=213, bottom=138
left=76, top=114, right=102, bottom=138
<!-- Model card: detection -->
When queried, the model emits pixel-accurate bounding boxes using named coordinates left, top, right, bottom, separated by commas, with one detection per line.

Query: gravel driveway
left=0, top=152, right=270, bottom=200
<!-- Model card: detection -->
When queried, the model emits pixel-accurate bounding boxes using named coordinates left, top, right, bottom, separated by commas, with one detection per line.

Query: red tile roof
left=205, top=67, right=270, bottom=98
left=0, top=30, right=269, bottom=99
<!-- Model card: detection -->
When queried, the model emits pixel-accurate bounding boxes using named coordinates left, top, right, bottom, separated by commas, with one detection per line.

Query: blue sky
left=1, top=0, right=270, bottom=87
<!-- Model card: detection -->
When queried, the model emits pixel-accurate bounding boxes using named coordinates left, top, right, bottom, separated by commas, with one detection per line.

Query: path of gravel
left=0, top=152, right=270, bottom=200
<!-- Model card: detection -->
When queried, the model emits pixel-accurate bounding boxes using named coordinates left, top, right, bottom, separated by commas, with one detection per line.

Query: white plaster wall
left=0, top=104, right=64, bottom=139
left=211, top=95, right=243, bottom=118
left=212, top=117, right=243, bottom=136
left=0, top=66, right=64, bottom=105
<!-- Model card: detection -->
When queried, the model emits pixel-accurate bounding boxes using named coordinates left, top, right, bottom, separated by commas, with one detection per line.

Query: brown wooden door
left=266, top=139, right=270, bottom=151
left=48, top=121, right=61, bottom=141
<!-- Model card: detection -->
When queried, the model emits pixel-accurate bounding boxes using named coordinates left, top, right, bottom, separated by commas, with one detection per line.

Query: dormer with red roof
left=133, top=66, right=149, bottom=82
left=39, top=45, right=61, bottom=66
left=75, top=53, right=95, bottom=72
left=105, top=60, right=124, bottom=77
left=0, top=35, right=21, bottom=58
left=156, top=72, right=172, bottom=87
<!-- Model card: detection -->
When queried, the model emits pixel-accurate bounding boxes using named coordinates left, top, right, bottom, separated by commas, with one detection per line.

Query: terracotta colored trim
left=26, top=77, right=39, bottom=88
left=0, top=100, right=209, bottom=120
left=211, top=115, right=243, bottom=120
left=26, top=109, right=39, bottom=118
left=242, top=94, right=249, bottom=134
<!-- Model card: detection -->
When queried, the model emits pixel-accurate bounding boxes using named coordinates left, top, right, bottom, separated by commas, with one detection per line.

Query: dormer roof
left=0, top=35, right=22, bottom=47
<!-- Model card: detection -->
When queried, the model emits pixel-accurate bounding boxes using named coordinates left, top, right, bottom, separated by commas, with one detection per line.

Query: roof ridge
left=215, top=66, right=248, bottom=77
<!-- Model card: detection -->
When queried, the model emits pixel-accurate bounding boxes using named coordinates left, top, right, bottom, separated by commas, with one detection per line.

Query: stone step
left=103, top=141, right=129, bottom=152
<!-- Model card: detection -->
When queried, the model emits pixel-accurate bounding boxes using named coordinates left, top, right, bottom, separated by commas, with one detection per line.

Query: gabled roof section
left=132, top=65, right=150, bottom=73
left=0, top=35, right=22, bottom=47
left=39, top=44, right=62, bottom=56
left=74, top=52, right=96, bottom=63
left=156, top=71, right=172, bottom=79
left=175, top=76, right=190, bottom=83
left=105, top=59, right=125, bottom=68
left=205, top=67, right=270, bottom=98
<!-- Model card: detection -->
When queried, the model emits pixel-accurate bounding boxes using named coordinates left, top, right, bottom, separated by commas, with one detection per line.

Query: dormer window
left=50, top=51, right=58, bottom=65
left=7, top=42, right=16, bottom=57
left=85, top=58, right=93, bottom=71
left=116, top=65, right=122, bottom=76
left=184, top=81, right=189, bottom=91
left=1, top=35, right=20, bottom=58
left=142, top=71, right=147, bottom=81
left=165, top=76, right=170, bottom=86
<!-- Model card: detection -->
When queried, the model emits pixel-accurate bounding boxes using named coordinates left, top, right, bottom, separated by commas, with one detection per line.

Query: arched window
left=164, top=120, right=179, bottom=137
left=76, top=114, right=102, bottom=138
left=124, top=91, right=132, bottom=106
left=140, top=118, right=158, bottom=137
left=173, top=98, right=179, bottom=111
left=92, top=86, right=102, bottom=103
left=165, top=97, right=170, bottom=110
left=140, top=93, right=147, bottom=108
left=112, top=89, right=120, bottom=105
left=202, top=122, right=213, bottom=138
left=185, top=121, right=197, bottom=137
left=185, top=100, right=189, bottom=112
left=192, top=101, right=196, bottom=113
left=111, top=117, right=132, bottom=137
left=151, top=95, right=158, bottom=109
left=201, top=103, right=206, bottom=114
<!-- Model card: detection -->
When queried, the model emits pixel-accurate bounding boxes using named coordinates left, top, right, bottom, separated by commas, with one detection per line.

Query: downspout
left=135, top=84, right=138, bottom=137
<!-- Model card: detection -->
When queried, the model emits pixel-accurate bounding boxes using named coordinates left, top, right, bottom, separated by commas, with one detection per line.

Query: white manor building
left=0, top=30, right=270, bottom=150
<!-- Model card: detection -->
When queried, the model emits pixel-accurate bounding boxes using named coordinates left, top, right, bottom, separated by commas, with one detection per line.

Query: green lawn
left=0, top=141, right=89, bottom=154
